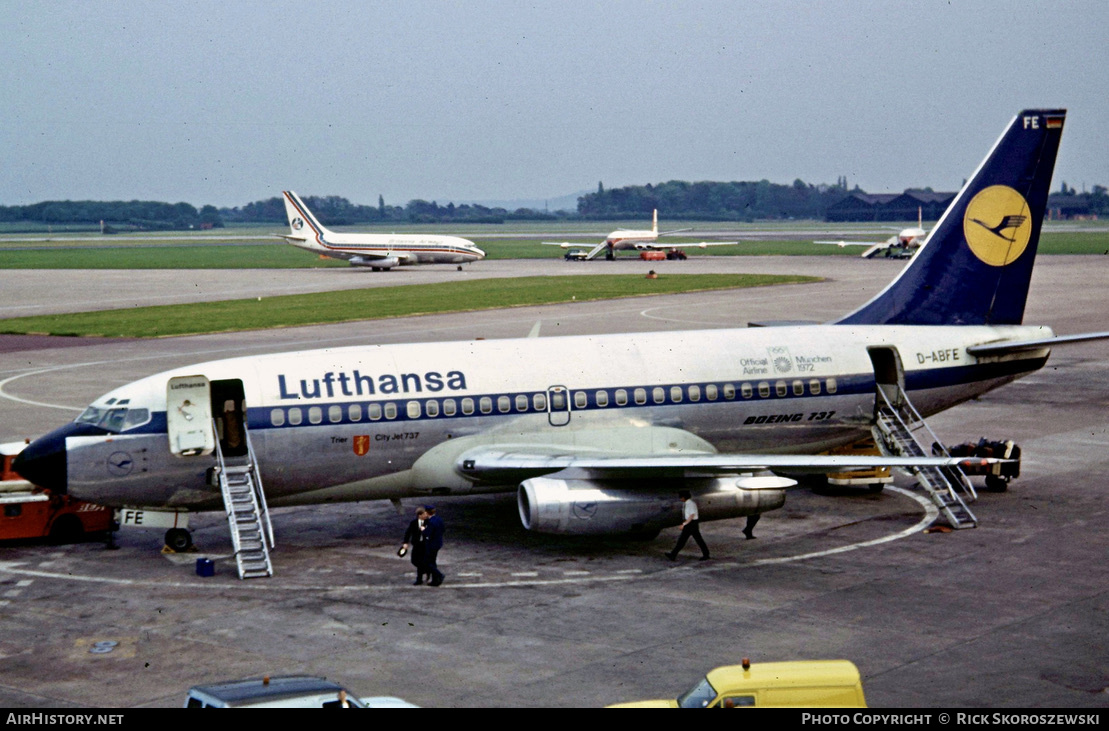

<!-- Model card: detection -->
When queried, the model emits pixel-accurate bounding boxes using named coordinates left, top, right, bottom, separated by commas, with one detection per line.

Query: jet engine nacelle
left=349, top=256, right=400, bottom=269
left=516, top=472, right=791, bottom=536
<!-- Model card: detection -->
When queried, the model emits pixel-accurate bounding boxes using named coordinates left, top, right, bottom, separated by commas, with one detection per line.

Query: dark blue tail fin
left=837, top=109, right=1065, bottom=326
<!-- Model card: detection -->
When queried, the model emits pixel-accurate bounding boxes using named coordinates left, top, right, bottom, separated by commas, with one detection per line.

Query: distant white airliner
left=815, top=209, right=928, bottom=259
left=281, top=191, right=485, bottom=270
left=543, top=210, right=738, bottom=260
left=17, top=109, right=1101, bottom=576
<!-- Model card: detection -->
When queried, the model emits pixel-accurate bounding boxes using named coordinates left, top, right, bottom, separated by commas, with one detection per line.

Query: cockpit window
left=76, top=406, right=151, bottom=433
left=122, top=408, right=150, bottom=430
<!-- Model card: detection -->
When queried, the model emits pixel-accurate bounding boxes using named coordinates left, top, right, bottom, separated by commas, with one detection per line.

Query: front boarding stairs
left=213, top=424, right=275, bottom=578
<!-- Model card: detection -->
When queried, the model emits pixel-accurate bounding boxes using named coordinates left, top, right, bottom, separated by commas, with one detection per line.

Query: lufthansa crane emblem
left=963, top=185, right=1032, bottom=267
left=107, top=452, right=134, bottom=477
left=571, top=502, right=598, bottom=520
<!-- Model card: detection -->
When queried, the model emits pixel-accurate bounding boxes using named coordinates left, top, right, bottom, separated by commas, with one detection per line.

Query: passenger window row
left=266, top=378, right=839, bottom=427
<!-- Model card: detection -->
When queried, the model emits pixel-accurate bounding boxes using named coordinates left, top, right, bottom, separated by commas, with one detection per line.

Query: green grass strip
left=1, top=231, right=1106, bottom=268
left=0, top=274, right=816, bottom=338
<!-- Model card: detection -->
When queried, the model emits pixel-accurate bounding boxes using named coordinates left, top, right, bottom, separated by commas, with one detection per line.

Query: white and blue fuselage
left=52, top=323, right=1049, bottom=510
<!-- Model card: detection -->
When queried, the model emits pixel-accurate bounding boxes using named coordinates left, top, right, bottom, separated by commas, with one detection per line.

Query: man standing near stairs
left=423, top=506, right=446, bottom=587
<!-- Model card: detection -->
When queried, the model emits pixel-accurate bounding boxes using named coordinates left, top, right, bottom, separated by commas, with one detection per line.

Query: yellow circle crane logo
left=963, top=185, right=1032, bottom=266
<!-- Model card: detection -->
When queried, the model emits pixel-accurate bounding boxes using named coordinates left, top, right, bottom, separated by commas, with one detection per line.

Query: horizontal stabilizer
left=747, top=320, right=821, bottom=328
left=678, top=241, right=739, bottom=248
left=967, top=330, right=1109, bottom=357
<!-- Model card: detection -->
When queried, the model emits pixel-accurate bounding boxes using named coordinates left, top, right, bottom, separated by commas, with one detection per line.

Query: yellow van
left=609, top=659, right=866, bottom=708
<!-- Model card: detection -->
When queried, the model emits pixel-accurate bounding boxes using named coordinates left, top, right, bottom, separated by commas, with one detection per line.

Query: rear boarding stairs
left=870, top=384, right=978, bottom=529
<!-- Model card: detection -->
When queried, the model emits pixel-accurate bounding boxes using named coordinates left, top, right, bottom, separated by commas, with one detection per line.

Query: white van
left=184, top=675, right=416, bottom=708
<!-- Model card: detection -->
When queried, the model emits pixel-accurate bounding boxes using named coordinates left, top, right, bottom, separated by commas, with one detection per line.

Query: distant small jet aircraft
left=815, top=209, right=927, bottom=259
left=281, top=191, right=485, bottom=270
left=543, top=210, right=738, bottom=260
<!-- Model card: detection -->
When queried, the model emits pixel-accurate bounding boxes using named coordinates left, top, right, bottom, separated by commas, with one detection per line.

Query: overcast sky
left=3, top=1, right=1107, bottom=209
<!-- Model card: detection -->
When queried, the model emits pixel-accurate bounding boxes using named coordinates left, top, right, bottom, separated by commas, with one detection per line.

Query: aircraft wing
left=456, top=447, right=1004, bottom=483
left=540, top=241, right=583, bottom=248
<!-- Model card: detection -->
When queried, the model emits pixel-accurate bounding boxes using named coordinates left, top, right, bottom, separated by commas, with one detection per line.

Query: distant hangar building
left=826, top=190, right=956, bottom=222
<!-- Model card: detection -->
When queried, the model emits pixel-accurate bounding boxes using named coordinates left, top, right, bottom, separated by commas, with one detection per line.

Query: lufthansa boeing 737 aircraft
left=15, top=109, right=1102, bottom=578
left=281, top=190, right=486, bottom=270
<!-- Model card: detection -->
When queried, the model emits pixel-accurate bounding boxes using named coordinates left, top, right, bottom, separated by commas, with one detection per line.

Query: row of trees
left=219, top=195, right=564, bottom=225
left=0, top=200, right=222, bottom=230
left=578, top=179, right=851, bottom=221
left=1051, top=184, right=1109, bottom=218
left=3, top=181, right=1107, bottom=229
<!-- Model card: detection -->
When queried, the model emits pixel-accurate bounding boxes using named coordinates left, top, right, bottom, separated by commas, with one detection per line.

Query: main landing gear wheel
left=49, top=514, right=84, bottom=544
left=164, top=528, right=194, bottom=552
left=985, top=474, right=1009, bottom=492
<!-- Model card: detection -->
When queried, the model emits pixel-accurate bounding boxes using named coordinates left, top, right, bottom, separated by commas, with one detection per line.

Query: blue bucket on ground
left=196, top=558, right=215, bottom=577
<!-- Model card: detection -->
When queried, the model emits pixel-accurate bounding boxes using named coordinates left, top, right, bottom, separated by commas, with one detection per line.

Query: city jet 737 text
left=16, top=109, right=1105, bottom=576
left=281, top=190, right=485, bottom=270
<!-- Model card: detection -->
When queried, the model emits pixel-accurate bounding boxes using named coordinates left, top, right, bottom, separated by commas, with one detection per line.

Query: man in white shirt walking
left=666, top=490, right=710, bottom=561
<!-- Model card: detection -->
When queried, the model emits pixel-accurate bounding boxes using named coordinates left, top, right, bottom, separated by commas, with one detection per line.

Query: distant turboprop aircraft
left=815, top=208, right=928, bottom=259
left=281, top=191, right=485, bottom=270
left=543, top=210, right=738, bottom=260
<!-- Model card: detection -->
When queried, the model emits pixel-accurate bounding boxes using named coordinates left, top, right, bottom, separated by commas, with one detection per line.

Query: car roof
left=188, top=675, right=350, bottom=706
left=707, top=660, right=861, bottom=690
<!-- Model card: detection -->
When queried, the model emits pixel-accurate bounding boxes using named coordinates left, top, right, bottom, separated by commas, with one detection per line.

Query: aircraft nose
left=12, top=424, right=74, bottom=493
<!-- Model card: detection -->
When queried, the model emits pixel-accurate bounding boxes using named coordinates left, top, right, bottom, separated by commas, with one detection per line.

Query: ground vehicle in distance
left=564, top=249, right=588, bottom=261
left=184, top=675, right=416, bottom=708
left=608, top=659, right=866, bottom=708
left=0, top=442, right=112, bottom=542
left=942, top=438, right=1020, bottom=492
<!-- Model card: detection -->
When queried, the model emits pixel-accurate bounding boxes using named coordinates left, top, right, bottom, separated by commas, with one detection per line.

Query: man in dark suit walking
left=400, top=507, right=428, bottom=585
left=423, top=505, right=446, bottom=586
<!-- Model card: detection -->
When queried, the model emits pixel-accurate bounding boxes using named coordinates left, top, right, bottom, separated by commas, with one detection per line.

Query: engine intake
left=349, top=256, right=400, bottom=269
left=517, top=471, right=790, bottom=536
